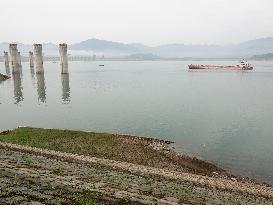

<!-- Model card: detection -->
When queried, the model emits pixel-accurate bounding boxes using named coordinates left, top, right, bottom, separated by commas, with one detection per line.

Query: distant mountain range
left=250, top=53, right=273, bottom=60
left=1, top=37, right=273, bottom=58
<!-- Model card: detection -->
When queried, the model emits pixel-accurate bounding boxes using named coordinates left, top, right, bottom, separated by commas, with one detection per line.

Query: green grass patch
left=0, top=127, right=175, bottom=169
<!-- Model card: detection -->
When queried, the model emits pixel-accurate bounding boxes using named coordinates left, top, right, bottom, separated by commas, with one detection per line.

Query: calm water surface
left=1, top=60, right=273, bottom=184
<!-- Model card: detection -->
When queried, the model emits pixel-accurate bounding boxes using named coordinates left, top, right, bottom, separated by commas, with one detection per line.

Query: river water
left=0, top=60, right=273, bottom=184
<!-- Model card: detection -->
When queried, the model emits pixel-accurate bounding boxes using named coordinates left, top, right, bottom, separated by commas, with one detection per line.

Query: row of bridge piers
left=3, top=43, right=70, bottom=104
left=3, top=43, right=68, bottom=75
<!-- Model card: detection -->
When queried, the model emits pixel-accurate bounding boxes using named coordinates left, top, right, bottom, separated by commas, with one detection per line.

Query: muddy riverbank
left=0, top=73, right=9, bottom=81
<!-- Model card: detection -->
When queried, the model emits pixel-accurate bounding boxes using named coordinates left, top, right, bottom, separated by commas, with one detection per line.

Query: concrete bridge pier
left=29, top=51, right=34, bottom=68
left=34, top=44, right=44, bottom=74
left=17, top=52, right=22, bottom=68
left=59, top=43, right=68, bottom=74
left=9, top=44, right=20, bottom=74
left=4, top=51, right=9, bottom=68
left=4, top=52, right=10, bottom=75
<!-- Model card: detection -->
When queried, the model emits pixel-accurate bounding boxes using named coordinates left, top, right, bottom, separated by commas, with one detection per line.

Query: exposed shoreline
left=0, top=73, right=10, bottom=81
left=0, top=127, right=234, bottom=178
left=0, top=127, right=272, bottom=204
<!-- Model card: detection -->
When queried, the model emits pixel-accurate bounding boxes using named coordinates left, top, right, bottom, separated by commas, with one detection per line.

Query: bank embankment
left=0, top=127, right=230, bottom=177
left=0, top=127, right=272, bottom=204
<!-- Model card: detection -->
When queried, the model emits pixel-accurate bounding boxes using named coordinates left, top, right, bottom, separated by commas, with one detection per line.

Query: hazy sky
left=1, top=0, right=273, bottom=45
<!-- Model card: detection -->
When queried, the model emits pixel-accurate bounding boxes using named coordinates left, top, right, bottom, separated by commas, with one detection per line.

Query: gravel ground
left=0, top=143, right=272, bottom=205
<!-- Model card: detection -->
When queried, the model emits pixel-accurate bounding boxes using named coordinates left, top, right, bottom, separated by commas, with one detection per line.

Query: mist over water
left=1, top=60, right=273, bottom=184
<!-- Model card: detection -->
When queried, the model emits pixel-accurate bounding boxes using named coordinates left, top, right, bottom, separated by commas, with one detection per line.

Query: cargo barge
left=188, top=60, right=253, bottom=70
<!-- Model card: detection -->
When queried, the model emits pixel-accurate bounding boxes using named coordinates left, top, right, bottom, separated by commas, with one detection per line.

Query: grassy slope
left=0, top=127, right=228, bottom=176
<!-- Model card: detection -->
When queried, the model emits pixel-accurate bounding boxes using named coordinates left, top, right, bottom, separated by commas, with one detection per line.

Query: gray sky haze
left=1, top=0, right=273, bottom=45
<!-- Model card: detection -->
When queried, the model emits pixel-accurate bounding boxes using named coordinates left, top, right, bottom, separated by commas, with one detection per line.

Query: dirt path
left=0, top=142, right=272, bottom=204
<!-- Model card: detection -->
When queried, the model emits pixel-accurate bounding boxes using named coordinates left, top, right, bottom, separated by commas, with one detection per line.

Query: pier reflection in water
left=30, top=67, right=35, bottom=86
left=36, top=73, right=46, bottom=103
left=30, top=67, right=35, bottom=80
left=12, top=73, right=23, bottom=104
left=61, top=74, right=70, bottom=103
left=5, top=66, right=10, bottom=76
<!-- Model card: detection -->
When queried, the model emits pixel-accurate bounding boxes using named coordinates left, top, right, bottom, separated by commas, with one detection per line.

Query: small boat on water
left=188, top=60, right=253, bottom=71
left=99, top=64, right=104, bottom=67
